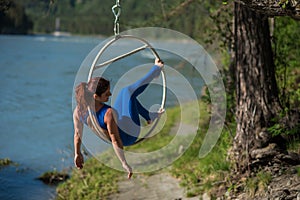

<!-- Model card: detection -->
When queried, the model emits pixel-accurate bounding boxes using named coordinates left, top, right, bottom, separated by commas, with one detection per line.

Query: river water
left=0, top=34, right=206, bottom=199
left=0, top=35, right=103, bottom=200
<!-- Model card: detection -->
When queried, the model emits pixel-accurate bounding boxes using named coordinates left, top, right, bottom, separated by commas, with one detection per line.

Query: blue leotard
left=112, top=65, right=161, bottom=145
left=96, top=104, right=111, bottom=130
left=82, top=65, right=161, bottom=146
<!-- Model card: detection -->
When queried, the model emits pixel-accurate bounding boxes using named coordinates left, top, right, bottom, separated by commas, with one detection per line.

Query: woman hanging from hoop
left=73, top=58, right=165, bottom=179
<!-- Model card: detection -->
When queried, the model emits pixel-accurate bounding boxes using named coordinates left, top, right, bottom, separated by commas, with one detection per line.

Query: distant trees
left=0, top=0, right=33, bottom=34
left=14, top=0, right=214, bottom=37
left=273, top=16, right=300, bottom=109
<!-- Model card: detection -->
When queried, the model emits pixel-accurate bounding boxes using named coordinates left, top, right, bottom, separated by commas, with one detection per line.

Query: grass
left=56, top=101, right=233, bottom=199
left=287, top=135, right=300, bottom=154
left=244, top=170, right=272, bottom=197
left=56, top=105, right=183, bottom=199
left=56, top=158, right=121, bottom=200
left=170, top=129, right=232, bottom=197
left=125, top=105, right=180, bottom=152
left=38, top=171, right=70, bottom=185
left=0, top=158, right=13, bottom=167
left=168, top=101, right=232, bottom=197
left=297, top=166, right=300, bottom=177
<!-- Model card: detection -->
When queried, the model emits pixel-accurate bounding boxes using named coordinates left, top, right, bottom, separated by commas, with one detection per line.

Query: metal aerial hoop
left=86, top=0, right=167, bottom=145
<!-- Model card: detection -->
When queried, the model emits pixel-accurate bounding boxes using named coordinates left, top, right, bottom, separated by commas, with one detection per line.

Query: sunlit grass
left=56, top=105, right=181, bottom=199
left=244, top=170, right=272, bottom=197
left=125, top=105, right=180, bottom=152
left=170, top=101, right=232, bottom=197
left=56, top=101, right=233, bottom=198
left=286, top=136, right=300, bottom=154
left=56, top=158, right=121, bottom=200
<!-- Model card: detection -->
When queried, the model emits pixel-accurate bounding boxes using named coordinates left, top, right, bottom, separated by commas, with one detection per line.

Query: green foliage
left=170, top=101, right=232, bottom=197
left=256, top=170, right=272, bottom=190
left=267, top=106, right=300, bottom=142
left=56, top=101, right=232, bottom=198
left=268, top=121, right=300, bottom=137
left=245, top=177, right=257, bottom=197
left=245, top=170, right=272, bottom=197
left=38, top=170, right=69, bottom=185
left=206, top=2, right=233, bottom=50
left=14, top=0, right=219, bottom=38
left=273, top=16, right=300, bottom=110
left=0, top=158, right=18, bottom=171
left=56, top=105, right=181, bottom=199
left=0, top=0, right=33, bottom=34
left=267, top=123, right=284, bottom=136
left=126, top=106, right=179, bottom=152
left=279, top=0, right=288, bottom=8
left=200, top=86, right=211, bottom=105
left=203, top=2, right=236, bottom=124
left=287, top=136, right=300, bottom=153
left=0, top=158, right=13, bottom=167
left=278, top=0, right=292, bottom=9
left=56, top=158, right=121, bottom=200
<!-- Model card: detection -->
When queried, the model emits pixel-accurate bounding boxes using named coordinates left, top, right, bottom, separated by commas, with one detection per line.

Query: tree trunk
left=231, top=2, right=283, bottom=172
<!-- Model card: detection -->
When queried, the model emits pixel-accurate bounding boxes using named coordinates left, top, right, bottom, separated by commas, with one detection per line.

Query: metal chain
left=112, top=0, right=121, bottom=35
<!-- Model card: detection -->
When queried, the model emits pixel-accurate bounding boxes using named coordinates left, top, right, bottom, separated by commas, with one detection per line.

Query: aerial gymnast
left=73, top=58, right=165, bottom=178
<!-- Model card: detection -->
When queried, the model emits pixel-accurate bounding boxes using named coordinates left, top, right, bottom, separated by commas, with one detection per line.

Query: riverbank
left=56, top=101, right=230, bottom=199
left=55, top=100, right=300, bottom=199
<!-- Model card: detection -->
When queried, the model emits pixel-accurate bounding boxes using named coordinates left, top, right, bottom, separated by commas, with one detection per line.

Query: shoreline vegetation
left=1, top=0, right=215, bottom=44
left=55, top=100, right=299, bottom=199
left=55, top=101, right=231, bottom=199
left=0, top=158, right=16, bottom=168
left=37, top=171, right=70, bottom=186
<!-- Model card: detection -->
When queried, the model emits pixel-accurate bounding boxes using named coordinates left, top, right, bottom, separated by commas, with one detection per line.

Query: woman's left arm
left=105, top=108, right=133, bottom=179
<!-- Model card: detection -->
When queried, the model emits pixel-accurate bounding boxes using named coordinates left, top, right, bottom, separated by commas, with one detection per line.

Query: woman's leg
left=114, top=65, right=161, bottom=118
left=135, top=98, right=159, bottom=122
left=127, top=65, right=161, bottom=95
left=113, top=65, right=161, bottom=144
left=128, top=65, right=161, bottom=122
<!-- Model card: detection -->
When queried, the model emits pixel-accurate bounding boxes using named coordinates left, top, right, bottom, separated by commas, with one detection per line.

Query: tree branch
left=235, top=0, right=300, bottom=19
left=165, top=0, right=197, bottom=19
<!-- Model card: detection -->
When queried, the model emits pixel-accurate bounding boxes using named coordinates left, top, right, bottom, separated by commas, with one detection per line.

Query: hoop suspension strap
left=112, top=0, right=121, bottom=35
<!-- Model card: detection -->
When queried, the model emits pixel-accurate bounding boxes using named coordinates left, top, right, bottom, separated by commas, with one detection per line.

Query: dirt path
left=109, top=173, right=199, bottom=200
left=109, top=122, right=200, bottom=200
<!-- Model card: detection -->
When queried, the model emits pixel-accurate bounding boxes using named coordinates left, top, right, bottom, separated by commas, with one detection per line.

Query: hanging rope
left=112, top=0, right=121, bottom=35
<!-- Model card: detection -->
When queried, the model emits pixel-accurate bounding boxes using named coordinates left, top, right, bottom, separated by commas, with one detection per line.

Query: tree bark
left=236, top=0, right=300, bottom=19
left=231, top=2, right=283, bottom=172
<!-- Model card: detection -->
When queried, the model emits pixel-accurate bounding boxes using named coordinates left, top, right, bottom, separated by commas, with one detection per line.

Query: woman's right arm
left=73, top=107, right=84, bottom=169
